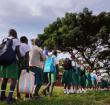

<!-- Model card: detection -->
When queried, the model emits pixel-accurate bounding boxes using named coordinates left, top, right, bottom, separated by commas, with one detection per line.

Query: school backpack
left=44, top=57, right=56, bottom=73
left=0, top=38, right=16, bottom=66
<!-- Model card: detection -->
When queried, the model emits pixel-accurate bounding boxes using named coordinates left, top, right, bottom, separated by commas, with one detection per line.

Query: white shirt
left=8, top=36, right=20, bottom=51
left=20, top=43, right=30, bottom=57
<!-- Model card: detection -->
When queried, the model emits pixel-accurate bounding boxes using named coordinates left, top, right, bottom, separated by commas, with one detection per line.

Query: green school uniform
left=101, top=79, right=109, bottom=88
left=71, top=68, right=75, bottom=85
left=62, top=70, right=72, bottom=84
left=0, top=62, right=19, bottom=79
left=86, top=72, right=92, bottom=87
left=74, top=67, right=81, bottom=85
left=80, top=69, right=86, bottom=87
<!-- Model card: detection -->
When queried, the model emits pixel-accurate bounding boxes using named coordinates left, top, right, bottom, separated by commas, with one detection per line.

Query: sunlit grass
left=0, top=85, right=110, bottom=105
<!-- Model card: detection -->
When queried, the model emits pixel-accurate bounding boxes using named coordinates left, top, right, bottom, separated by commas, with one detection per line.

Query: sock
left=7, top=80, right=16, bottom=100
left=0, top=79, right=8, bottom=98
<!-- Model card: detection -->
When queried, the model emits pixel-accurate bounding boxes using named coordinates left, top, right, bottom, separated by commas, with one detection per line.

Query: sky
left=0, top=0, right=110, bottom=43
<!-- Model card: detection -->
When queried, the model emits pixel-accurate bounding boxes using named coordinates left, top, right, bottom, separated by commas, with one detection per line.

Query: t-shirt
left=29, top=45, right=45, bottom=69
left=20, top=43, right=30, bottom=57
left=51, top=55, right=57, bottom=66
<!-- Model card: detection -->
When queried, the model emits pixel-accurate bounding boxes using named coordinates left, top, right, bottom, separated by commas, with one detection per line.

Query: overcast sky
left=0, top=0, right=110, bottom=42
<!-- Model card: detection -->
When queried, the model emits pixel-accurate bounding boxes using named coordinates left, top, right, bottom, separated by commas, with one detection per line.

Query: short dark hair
left=20, top=36, right=28, bottom=44
left=35, top=39, right=42, bottom=47
left=9, top=29, right=17, bottom=38
left=53, top=50, right=57, bottom=56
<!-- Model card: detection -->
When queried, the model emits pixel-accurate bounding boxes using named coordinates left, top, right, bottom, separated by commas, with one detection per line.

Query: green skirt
left=0, top=62, right=19, bottom=79
left=101, top=80, right=109, bottom=88
left=80, top=76, right=86, bottom=87
left=62, top=70, right=72, bottom=84
left=86, top=79, right=92, bottom=87
left=73, top=73, right=80, bottom=85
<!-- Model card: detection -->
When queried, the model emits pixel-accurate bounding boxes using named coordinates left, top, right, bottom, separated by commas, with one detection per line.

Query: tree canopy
left=38, top=8, right=110, bottom=71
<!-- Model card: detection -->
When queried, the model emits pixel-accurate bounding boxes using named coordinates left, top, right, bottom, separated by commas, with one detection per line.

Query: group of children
left=0, top=29, right=58, bottom=104
left=0, top=29, right=109, bottom=104
left=61, top=58, right=110, bottom=94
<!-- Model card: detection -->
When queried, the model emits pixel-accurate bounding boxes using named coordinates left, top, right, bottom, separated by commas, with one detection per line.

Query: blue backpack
left=0, top=38, right=16, bottom=66
left=44, top=57, right=56, bottom=73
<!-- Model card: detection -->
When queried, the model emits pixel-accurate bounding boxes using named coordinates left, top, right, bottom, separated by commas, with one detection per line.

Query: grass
left=0, top=86, right=110, bottom=105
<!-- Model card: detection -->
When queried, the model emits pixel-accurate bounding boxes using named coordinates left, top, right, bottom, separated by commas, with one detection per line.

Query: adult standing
left=29, top=38, right=45, bottom=97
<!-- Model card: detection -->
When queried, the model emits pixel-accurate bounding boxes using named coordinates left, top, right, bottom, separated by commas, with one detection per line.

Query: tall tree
left=39, top=8, right=110, bottom=71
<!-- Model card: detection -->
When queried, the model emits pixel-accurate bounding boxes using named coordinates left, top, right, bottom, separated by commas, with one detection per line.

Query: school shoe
left=82, top=89, right=87, bottom=93
left=66, top=90, right=70, bottom=94
left=16, top=93, right=21, bottom=99
left=42, top=90, right=47, bottom=96
left=79, top=89, right=82, bottom=93
left=6, top=97, right=16, bottom=105
left=64, top=89, right=67, bottom=94
left=76, top=90, right=80, bottom=94
left=33, top=93, right=42, bottom=99
left=70, top=89, right=75, bottom=94
left=69, top=89, right=73, bottom=94
left=48, top=93, right=53, bottom=97
left=0, top=96, right=7, bottom=101
left=73, top=90, right=76, bottom=94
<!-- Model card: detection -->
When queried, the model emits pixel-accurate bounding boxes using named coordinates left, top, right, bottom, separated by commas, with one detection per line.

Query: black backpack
left=0, top=38, right=16, bottom=66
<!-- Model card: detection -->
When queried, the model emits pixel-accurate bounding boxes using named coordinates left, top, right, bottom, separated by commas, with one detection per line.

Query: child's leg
left=63, top=84, right=67, bottom=94
left=7, top=79, right=17, bottom=104
left=34, top=84, right=42, bottom=96
left=49, top=82, right=55, bottom=96
left=48, top=73, right=56, bottom=96
left=42, top=73, right=51, bottom=96
left=17, top=81, right=21, bottom=98
left=67, top=84, right=71, bottom=94
left=0, top=78, right=8, bottom=99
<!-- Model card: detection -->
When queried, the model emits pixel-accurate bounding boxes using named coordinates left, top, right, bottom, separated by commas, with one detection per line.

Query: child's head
left=53, top=50, right=57, bottom=56
left=20, top=36, right=28, bottom=44
left=31, top=38, right=42, bottom=47
left=8, top=29, right=17, bottom=38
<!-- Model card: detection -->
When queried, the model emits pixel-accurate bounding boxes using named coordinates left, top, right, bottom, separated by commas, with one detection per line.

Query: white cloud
left=0, top=0, right=110, bottom=43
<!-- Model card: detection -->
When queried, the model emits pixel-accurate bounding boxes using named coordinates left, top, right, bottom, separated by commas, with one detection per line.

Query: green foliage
left=39, top=8, right=110, bottom=70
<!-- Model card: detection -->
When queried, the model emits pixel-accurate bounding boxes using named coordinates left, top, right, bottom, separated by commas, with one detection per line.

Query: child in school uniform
left=17, top=36, right=30, bottom=98
left=85, top=69, right=92, bottom=90
left=0, top=29, right=21, bottom=104
left=74, top=63, right=81, bottom=94
left=80, top=66, right=86, bottom=93
left=61, top=58, right=73, bottom=94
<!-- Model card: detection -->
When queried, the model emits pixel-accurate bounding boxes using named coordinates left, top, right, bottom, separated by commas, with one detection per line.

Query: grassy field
left=0, top=87, right=110, bottom=105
